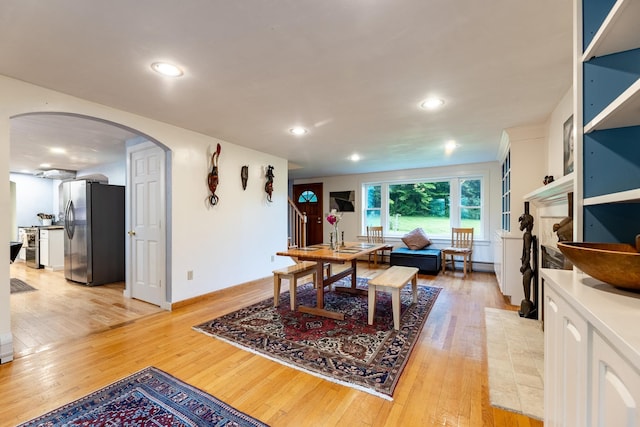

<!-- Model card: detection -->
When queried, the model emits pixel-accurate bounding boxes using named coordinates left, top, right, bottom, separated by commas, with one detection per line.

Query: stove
left=22, top=227, right=41, bottom=269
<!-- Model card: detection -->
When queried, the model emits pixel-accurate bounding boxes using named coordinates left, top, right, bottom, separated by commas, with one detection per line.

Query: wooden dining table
left=276, top=242, right=386, bottom=320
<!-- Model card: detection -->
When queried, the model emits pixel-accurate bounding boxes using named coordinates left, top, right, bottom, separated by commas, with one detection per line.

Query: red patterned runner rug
left=194, top=277, right=441, bottom=400
left=18, top=367, right=269, bottom=426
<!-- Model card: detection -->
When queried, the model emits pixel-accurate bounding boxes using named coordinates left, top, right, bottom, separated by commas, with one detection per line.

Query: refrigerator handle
left=65, top=200, right=75, bottom=239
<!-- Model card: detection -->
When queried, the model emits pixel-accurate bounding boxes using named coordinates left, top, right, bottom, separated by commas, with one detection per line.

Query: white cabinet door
left=544, top=285, right=588, bottom=427
left=544, top=287, right=561, bottom=426
left=558, top=296, right=588, bottom=427
left=48, top=229, right=64, bottom=270
left=592, top=331, right=640, bottom=427
left=40, top=229, right=49, bottom=266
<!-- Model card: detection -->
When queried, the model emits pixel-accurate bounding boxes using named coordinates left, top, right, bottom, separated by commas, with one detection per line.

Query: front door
left=293, top=183, right=324, bottom=245
left=127, top=142, right=166, bottom=306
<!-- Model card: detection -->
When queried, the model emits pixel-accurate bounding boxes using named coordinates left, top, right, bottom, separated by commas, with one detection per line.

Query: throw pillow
left=402, top=228, right=432, bottom=250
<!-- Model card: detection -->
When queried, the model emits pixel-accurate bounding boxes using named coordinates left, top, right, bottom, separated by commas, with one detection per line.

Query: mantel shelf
left=524, top=173, right=574, bottom=206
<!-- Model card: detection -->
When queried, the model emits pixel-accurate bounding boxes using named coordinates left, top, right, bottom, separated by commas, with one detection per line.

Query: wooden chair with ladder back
left=366, top=226, right=394, bottom=266
left=441, top=227, right=474, bottom=277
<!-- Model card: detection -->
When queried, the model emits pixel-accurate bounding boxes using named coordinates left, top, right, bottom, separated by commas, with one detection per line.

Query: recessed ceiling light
left=289, top=127, right=308, bottom=136
left=151, top=62, right=184, bottom=77
left=50, top=147, right=66, bottom=154
left=420, top=97, right=445, bottom=110
left=350, top=154, right=360, bottom=162
left=445, top=140, right=458, bottom=154
left=40, top=163, right=51, bottom=168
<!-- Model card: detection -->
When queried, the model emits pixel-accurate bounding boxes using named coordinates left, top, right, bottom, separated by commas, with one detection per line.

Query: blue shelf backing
left=583, top=48, right=640, bottom=125
left=584, top=203, right=640, bottom=243
left=583, top=126, right=640, bottom=198
left=582, top=0, right=617, bottom=53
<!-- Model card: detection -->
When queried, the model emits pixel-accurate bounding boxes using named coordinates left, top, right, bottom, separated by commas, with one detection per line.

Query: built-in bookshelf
left=581, top=0, right=640, bottom=244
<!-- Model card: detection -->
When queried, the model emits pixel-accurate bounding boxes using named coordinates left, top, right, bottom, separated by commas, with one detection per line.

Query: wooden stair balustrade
left=287, top=197, right=307, bottom=249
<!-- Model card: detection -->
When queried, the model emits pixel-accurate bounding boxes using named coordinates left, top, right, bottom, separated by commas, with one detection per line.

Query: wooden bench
left=367, top=265, right=419, bottom=330
left=273, top=261, right=331, bottom=310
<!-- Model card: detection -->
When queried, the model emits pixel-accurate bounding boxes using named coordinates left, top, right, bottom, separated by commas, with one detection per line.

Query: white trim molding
left=0, top=332, right=13, bottom=364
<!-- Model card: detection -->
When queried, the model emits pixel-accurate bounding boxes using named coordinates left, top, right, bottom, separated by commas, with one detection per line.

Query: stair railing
left=288, top=197, right=307, bottom=248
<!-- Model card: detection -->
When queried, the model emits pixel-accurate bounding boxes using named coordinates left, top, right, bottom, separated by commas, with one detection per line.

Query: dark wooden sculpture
left=241, top=165, right=249, bottom=190
left=553, top=192, right=573, bottom=242
left=265, top=165, right=274, bottom=202
left=208, top=143, right=221, bottom=206
left=518, top=202, right=538, bottom=319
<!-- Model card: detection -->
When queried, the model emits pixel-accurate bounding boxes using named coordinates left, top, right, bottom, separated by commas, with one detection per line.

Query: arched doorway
left=10, top=112, right=171, bottom=305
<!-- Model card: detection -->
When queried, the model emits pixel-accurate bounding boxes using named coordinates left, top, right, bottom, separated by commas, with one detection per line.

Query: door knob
left=128, top=230, right=136, bottom=236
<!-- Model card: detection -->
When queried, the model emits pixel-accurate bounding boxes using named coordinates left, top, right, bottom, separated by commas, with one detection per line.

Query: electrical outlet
left=187, top=270, right=193, bottom=280
left=271, top=255, right=275, bottom=262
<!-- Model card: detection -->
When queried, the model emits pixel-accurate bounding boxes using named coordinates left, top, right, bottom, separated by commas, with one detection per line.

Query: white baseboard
left=0, top=333, right=14, bottom=364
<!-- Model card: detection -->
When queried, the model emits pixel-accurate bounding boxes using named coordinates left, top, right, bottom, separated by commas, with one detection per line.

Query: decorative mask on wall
left=265, top=165, right=275, bottom=202
left=241, top=165, right=249, bottom=190
left=207, top=143, right=221, bottom=206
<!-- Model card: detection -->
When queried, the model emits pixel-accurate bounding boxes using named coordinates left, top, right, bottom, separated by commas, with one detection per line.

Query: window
left=298, top=190, right=318, bottom=203
left=364, top=185, right=381, bottom=227
left=363, top=176, right=484, bottom=238
left=460, top=179, right=481, bottom=228
left=388, top=181, right=450, bottom=235
left=501, top=151, right=511, bottom=231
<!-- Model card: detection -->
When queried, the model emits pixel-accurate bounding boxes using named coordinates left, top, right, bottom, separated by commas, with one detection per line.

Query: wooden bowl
left=557, top=242, right=640, bottom=291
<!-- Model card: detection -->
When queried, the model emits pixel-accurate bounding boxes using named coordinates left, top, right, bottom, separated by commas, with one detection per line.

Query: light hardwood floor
left=8, top=261, right=163, bottom=357
left=1, top=262, right=543, bottom=427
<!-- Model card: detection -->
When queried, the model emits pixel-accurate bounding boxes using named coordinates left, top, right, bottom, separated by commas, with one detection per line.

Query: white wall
left=10, top=160, right=127, bottom=236
left=294, top=160, right=501, bottom=264
left=546, top=87, right=573, bottom=180
left=9, top=173, right=56, bottom=232
left=0, top=75, right=290, bottom=362
left=535, top=86, right=574, bottom=220
left=77, top=160, right=127, bottom=185
left=1, top=110, right=10, bottom=362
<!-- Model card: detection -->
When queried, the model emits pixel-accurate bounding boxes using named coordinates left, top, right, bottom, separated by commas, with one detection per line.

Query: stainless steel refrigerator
left=60, top=179, right=125, bottom=286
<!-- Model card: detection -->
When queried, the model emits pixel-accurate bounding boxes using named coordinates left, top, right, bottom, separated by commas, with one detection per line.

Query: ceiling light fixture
left=350, top=154, right=360, bottom=162
left=50, top=147, right=66, bottom=154
left=289, top=127, right=308, bottom=136
left=420, top=97, right=445, bottom=110
left=445, top=140, right=457, bottom=154
left=151, top=62, right=184, bottom=77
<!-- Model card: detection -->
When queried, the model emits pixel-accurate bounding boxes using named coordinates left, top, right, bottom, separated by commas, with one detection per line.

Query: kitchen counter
left=18, top=224, right=64, bottom=230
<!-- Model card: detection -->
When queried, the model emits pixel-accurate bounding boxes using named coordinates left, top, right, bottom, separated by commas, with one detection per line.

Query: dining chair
left=366, top=226, right=394, bottom=266
left=441, top=227, right=474, bottom=277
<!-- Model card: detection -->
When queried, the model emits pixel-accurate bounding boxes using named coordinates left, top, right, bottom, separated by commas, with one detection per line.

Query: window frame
left=362, top=175, right=485, bottom=239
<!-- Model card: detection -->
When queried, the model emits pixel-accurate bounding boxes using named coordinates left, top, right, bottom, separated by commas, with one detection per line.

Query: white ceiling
left=2, top=0, right=573, bottom=179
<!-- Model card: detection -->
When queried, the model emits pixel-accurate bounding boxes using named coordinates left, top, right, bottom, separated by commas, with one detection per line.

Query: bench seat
left=273, top=261, right=318, bottom=310
left=390, top=247, right=441, bottom=274
left=367, top=266, right=419, bottom=330
left=273, top=261, right=331, bottom=310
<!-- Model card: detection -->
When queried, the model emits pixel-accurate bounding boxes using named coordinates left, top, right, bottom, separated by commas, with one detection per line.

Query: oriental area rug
left=194, top=277, right=441, bottom=400
left=18, top=366, right=269, bottom=427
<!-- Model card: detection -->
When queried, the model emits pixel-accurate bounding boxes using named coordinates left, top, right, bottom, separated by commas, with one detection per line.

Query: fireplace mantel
left=523, top=173, right=574, bottom=207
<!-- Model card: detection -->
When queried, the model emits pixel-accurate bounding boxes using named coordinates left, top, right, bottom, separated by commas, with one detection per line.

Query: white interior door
left=127, top=143, right=165, bottom=306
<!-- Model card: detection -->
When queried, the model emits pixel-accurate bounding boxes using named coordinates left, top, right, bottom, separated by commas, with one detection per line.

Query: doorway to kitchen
left=9, top=112, right=171, bottom=356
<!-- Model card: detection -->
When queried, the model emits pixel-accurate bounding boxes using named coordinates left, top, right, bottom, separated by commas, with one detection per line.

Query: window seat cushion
left=390, top=247, right=441, bottom=275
